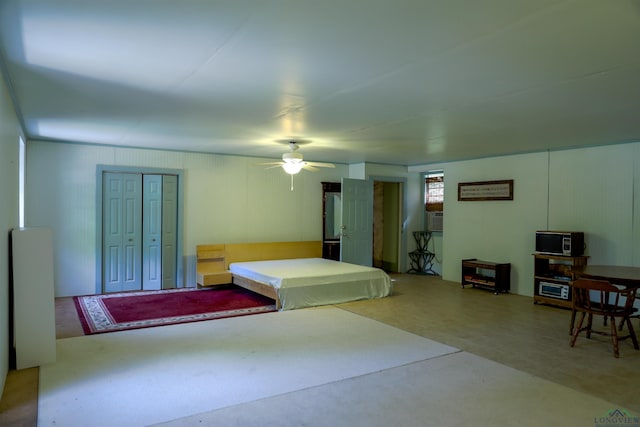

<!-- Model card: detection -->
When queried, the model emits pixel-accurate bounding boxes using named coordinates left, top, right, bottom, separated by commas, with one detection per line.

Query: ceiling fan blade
left=264, top=164, right=284, bottom=170
left=256, top=161, right=284, bottom=165
left=302, top=164, right=319, bottom=172
left=305, top=161, right=335, bottom=168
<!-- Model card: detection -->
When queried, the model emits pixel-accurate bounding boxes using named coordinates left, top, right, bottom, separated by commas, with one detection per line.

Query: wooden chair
left=569, top=278, right=639, bottom=358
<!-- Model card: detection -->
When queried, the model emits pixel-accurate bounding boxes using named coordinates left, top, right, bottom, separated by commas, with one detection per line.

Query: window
left=425, top=171, right=444, bottom=232
left=425, top=171, right=444, bottom=212
left=19, top=135, right=25, bottom=227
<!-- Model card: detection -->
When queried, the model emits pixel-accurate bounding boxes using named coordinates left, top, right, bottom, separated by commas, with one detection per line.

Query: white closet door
left=161, top=175, right=178, bottom=289
left=103, top=172, right=143, bottom=292
left=143, top=175, right=163, bottom=291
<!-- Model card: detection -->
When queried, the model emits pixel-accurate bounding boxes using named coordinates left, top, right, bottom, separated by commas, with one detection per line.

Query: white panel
left=107, top=245, right=119, bottom=283
left=125, top=245, right=136, bottom=282
left=12, top=228, right=56, bottom=369
left=437, top=152, right=549, bottom=296
left=26, top=141, right=113, bottom=297
left=182, top=153, right=250, bottom=244
left=149, top=246, right=160, bottom=280
left=549, top=144, right=634, bottom=265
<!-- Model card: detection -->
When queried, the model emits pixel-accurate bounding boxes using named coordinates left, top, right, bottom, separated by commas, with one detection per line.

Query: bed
left=196, top=241, right=393, bottom=310
left=229, top=257, right=393, bottom=310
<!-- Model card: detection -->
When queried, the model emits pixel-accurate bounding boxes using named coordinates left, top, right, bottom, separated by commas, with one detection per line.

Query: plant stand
left=408, top=231, right=438, bottom=275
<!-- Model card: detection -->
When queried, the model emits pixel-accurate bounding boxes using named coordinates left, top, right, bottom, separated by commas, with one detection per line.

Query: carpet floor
left=22, top=275, right=640, bottom=426
left=38, top=307, right=457, bottom=427
left=157, top=351, right=620, bottom=427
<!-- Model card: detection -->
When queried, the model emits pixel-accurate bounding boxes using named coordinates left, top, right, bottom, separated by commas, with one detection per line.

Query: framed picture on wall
left=458, top=179, right=513, bottom=201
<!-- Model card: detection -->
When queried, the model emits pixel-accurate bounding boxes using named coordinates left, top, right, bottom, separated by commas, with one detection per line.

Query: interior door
left=103, top=172, right=142, bottom=293
left=340, top=178, right=373, bottom=266
left=143, top=175, right=162, bottom=290
left=161, top=175, right=178, bottom=289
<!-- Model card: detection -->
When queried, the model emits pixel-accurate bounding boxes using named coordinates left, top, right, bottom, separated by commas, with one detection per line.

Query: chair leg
left=611, top=316, right=620, bottom=358
left=569, top=309, right=576, bottom=335
left=626, top=318, right=639, bottom=350
left=619, top=315, right=638, bottom=331
left=619, top=317, right=626, bottom=332
left=586, top=313, right=593, bottom=339
left=570, top=312, right=586, bottom=347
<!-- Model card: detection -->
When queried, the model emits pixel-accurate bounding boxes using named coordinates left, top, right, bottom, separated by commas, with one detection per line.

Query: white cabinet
left=12, top=228, right=56, bottom=369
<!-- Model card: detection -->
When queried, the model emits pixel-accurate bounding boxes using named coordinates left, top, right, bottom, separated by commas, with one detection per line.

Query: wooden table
left=578, top=265, right=640, bottom=288
left=572, top=265, right=640, bottom=335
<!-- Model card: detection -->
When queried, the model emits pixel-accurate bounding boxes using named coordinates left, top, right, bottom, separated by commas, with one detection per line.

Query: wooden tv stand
left=461, top=259, right=511, bottom=294
left=532, top=253, right=588, bottom=308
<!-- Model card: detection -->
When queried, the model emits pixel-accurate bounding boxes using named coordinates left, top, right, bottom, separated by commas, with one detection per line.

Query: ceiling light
left=282, top=162, right=303, bottom=174
left=282, top=150, right=303, bottom=162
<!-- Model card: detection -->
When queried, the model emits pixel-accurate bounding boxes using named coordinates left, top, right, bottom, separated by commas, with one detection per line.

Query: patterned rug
left=74, top=285, right=277, bottom=334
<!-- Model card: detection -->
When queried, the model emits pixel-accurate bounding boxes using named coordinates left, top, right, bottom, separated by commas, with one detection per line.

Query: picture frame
left=458, top=179, right=513, bottom=201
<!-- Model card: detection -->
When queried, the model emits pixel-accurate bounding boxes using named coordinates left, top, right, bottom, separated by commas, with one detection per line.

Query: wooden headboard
left=196, top=241, right=322, bottom=286
left=223, top=241, right=322, bottom=269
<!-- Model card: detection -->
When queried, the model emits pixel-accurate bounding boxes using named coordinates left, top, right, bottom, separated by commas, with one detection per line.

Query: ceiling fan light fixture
left=282, top=162, right=303, bottom=174
left=282, top=151, right=303, bottom=162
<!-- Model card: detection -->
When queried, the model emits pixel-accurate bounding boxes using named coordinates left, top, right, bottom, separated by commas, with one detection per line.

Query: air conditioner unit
left=427, top=211, right=443, bottom=232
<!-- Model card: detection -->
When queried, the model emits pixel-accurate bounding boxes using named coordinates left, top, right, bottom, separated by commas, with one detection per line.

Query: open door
left=340, top=178, right=373, bottom=266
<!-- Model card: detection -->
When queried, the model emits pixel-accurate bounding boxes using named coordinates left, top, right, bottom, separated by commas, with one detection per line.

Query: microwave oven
left=539, top=281, right=570, bottom=300
left=535, top=231, right=584, bottom=256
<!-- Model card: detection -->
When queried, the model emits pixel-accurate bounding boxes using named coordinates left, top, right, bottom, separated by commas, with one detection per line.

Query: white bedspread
left=229, top=258, right=392, bottom=310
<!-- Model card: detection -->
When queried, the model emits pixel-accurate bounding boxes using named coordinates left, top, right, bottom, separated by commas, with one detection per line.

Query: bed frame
left=196, top=241, right=323, bottom=309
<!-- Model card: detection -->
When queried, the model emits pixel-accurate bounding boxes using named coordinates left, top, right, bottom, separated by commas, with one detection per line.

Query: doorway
left=97, top=167, right=183, bottom=294
left=373, top=181, right=403, bottom=272
left=338, top=177, right=405, bottom=272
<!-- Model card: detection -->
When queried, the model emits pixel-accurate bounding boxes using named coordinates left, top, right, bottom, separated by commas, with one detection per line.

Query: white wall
left=26, top=141, right=353, bottom=297
left=548, top=145, right=635, bottom=264
left=26, top=142, right=423, bottom=297
left=26, top=137, right=640, bottom=300
left=0, top=70, right=21, bottom=397
left=412, top=142, right=640, bottom=296
left=439, top=152, right=548, bottom=295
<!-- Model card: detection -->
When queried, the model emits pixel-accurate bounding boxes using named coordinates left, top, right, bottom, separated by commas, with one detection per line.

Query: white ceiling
left=1, top=0, right=639, bottom=166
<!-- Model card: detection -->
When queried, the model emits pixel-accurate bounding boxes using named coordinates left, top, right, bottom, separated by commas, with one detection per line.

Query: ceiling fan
left=261, top=141, right=335, bottom=190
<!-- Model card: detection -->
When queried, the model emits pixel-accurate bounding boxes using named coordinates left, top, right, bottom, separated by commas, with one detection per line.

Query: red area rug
left=74, top=285, right=277, bottom=335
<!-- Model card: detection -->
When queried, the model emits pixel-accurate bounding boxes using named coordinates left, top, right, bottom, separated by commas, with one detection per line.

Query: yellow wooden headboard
left=195, top=241, right=322, bottom=286
left=223, top=241, right=322, bottom=269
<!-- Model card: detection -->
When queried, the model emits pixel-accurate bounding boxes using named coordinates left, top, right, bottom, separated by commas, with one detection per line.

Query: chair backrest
left=570, top=278, right=637, bottom=315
